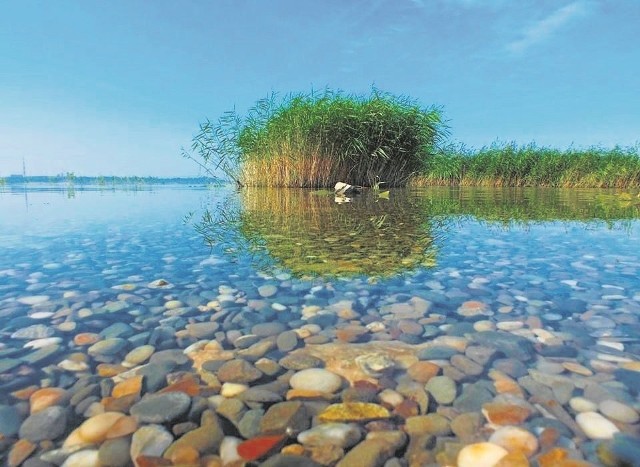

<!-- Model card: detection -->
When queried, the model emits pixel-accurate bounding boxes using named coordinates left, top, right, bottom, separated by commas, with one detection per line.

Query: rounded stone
left=297, top=423, right=362, bottom=448
left=457, top=442, right=508, bottom=467
left=130, top=424, right=174, bottom=460
left=576, top=411, right=620, bottom=439
left=276, top=331, right=299, bottom=352
left=569, top=397, right=597, bottom=413
left=258, top=285, right=278, bottom=298
left=488, top=426, right=538, bottom=457
left=289, top=368, right=343, bottom=393
left=61, top=449, right=100, bottom=467
left=19, top=406, right=67, bottom=442
left=88, top=338, right=128, bottom=357
left=599, top=399, right=640, bottom=424
left=123, top=345, right=155, bottom=366
left=11, top=324, right=55, bottom=340
left=130, top=392, right=191, bottom=423
left=425, top=376, right=457, bottom=405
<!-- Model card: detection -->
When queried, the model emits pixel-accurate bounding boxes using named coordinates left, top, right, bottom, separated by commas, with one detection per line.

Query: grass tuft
left=188, top=88, right=448, bottom=187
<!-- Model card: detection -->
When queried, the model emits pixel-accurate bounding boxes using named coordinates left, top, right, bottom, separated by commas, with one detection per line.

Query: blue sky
left=1, top=0, right=638, bottom=176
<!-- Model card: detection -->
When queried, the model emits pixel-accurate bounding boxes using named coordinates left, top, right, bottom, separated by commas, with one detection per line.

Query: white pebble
left=576, top=411, right=620, bottom=439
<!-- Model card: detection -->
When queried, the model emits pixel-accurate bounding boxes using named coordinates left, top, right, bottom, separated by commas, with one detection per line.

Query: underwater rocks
left=1, top=212, right=640, bottom=466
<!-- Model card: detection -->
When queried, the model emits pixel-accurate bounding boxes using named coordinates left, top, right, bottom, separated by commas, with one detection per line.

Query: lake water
left=1, top=184, right=639, bottom=466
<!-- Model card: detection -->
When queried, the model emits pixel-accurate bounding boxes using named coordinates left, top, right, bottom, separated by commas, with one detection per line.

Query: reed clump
left=188, top=89, right=447, bottom=188
left=412, top=142, right=640, bottom=188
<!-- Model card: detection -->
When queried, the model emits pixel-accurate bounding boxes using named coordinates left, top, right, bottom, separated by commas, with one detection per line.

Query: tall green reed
left=186, top=88, right=448, bottom=187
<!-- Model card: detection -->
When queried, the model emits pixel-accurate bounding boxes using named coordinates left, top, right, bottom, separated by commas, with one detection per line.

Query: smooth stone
left=289, top=368, right=342, bottom=393
left=123, top=345, right=155, bottom=366
left=11, top=324, right=55, bottom=340
left=130, top=424, right=174, bottom=463
left=185, top=322, right=220, bottom=339
left=276, top=331, right=299, bottom=352
left=7, top=438, right=37, bottom=467
left=217, top=359, right=264, bottom=383
left=260, top=401, right=310, bottom=435
left=457, top=442, right=508, bottom=467
left=19, top=406, right=67, bottom=442
left=75, top=412, right=125, bottom=445
left=258, top=285, right=278, bottom=298
left=599, top=399, right=640, bottom=424
left=488, top=426, right=538, bottom=457
left=260, top=454, right=322, bottom=467
left=576, top=411, right=620, bottom=439
left=470, top=331, right=535, bottom=361
left=0, top=358, right=22, bottom=373
left=220, top=436, right=243, bottom=465
left=61, top=449, right=100, bottom=467
left=163, top=410, right=224, bottom=458
left=88, top=338, right=128, bottom=357
left=298, top=423, right=362, bottom=448
left=17, top=296, right=50, bottom=306
left=130, top=392, right=191, bottom=423
left=425, top=376, right=456, bottom=404
left=569, top=397, right=598, bottom=413
left=29, top=387, right=67, bottom=413
left=318, top=403, right=391, bottom=423
left=24, top=337, right=62, bottom=349
left=404, top=414, right=451, bottom=436
left=221, top=382, right=249, bottom=397
left=99, top=437, right=131, bottom=467
left=252, top=322, right=286, bottom=337
left=417, top=346, right=458, bottom=360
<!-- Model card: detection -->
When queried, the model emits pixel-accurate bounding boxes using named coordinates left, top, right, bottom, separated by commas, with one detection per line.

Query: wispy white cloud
left=507, top=1, right=589, bottom=54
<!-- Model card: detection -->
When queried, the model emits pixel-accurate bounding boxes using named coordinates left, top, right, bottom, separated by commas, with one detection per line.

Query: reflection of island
left=238, top=189, right=439, bottom=277
left=190, top=187, right=640, bottom=278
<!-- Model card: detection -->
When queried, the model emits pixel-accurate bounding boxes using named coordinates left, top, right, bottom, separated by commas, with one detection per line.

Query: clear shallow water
left=1, top=184, right=640, bottom=465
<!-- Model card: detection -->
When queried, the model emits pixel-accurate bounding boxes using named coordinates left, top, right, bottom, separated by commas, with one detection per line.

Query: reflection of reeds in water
left=238, top=188, right=438, bottom=277
left=420, top=187, right=640, bottom=226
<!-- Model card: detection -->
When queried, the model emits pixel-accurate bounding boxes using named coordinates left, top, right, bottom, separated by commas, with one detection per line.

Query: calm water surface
left=1, top=184, right=639, bottom=465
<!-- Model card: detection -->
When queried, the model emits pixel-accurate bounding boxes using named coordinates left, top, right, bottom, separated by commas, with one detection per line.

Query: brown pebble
left=169, top=445, right=200, bottom=464
left=406, top=361, right=440, bottom=383
left=8, top=439, right=36, bottom=467
left=29, top=387, right=67, bottom=414
left=112, top=375, right=144, bottom=398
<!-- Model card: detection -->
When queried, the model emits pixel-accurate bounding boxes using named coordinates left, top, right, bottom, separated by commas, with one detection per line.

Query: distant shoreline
left=0, top=175, right=226, bottom=185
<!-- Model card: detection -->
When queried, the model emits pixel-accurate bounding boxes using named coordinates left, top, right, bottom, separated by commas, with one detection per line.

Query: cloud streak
left=507, top=1, right=588, bottom=54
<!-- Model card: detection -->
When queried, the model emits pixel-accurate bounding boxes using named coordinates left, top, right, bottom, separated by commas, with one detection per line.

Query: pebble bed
left=1, top=187, right=640, bottom=467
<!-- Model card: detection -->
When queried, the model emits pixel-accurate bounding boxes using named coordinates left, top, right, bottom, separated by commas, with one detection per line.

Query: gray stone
left=19, top=406, right=67, bottom=442
left=252, top=322, right=287, bottom=337
left=11, top=324, right=55, bottom=339
left=87, top=338, right=128, bottom=356
left=453, top=383, right=493, bottom=412
left=130, top=392, right=191, bottom=423
left=238, top=409, right=265, bottom=439
left=185, top=321, right=220, bottom=339
left=99, top=436, right=131, bottom=467
left=260, top=454, right=322, bottom=467
left=417, top=346, right=458, bottom=360
left=425, top=376, right=457, bottom=405
left=469, top=331, right=535, bottom=361
left=130, top=424, right=173, bottom=460
left=276, top=330, right=299, bottom=352
left=260, top=401, right=310, bottom=435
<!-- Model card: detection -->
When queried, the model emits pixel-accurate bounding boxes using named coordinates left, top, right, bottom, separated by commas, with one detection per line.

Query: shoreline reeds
left=411, top=142, right=640, bottom=188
